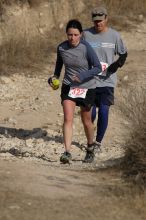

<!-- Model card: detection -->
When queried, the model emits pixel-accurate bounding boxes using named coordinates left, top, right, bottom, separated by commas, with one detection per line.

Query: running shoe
left=83, top=150, right=95, bottom=163
left=60, top=152, right=72, bottom=164
left=83, top=142, right=101, bottom=163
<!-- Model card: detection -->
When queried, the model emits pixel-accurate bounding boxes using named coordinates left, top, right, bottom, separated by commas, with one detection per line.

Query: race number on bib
left=98, top=62, right=109, bottom=75
left=68, top=87, right=88, bottom=99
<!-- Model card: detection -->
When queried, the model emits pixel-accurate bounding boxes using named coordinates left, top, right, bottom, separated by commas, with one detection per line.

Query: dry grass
left=104, top=0, right=146, bottom=16
left=82, top=0, right=146, bottom=17
left=0, top=37, right=48, bottom=74
left=0, top=0, right=146, bottom=72
left=0, top=23, right=50, bottom=74
left=0, top=0, right=42, bottom=15
left=119, top=85, right=146, bottom=188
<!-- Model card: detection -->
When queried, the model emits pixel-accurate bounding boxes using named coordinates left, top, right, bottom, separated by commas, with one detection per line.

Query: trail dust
left=0, top=21, right=146, bottom=220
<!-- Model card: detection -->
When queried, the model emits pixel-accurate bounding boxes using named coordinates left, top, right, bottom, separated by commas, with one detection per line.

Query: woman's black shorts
left=61, top=84, right=96, bottom=109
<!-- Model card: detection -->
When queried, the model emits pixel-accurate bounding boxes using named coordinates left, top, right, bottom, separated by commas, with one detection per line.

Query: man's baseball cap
left=92, top=6, right=107, bottom=21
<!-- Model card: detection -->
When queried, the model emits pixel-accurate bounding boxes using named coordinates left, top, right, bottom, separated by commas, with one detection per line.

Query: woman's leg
left=81, top=107, right=96, bottom=163
left=91, top=104, right=97, bottom=122
left=80, top=107, right=94, bottom=145
left=62, top=99, right=76, bottom=152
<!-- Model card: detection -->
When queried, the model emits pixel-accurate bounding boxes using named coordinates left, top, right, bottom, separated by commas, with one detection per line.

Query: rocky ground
left=0, top=20, right=146, bottom=220
left=0, top=68, right=126, bottom=167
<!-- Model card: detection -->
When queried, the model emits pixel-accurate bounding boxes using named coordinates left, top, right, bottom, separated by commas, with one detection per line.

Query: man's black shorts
left=94, top=87, right=114, bottom=107
left=61, top=84, right=96, bottom=109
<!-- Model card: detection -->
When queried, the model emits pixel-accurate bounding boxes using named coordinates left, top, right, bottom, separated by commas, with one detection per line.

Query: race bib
left=68, top=87, right=88, bottom=99
left=98, top=62, right=109, bottom=75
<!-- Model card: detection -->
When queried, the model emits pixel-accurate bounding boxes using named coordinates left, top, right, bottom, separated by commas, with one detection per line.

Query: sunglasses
left=92, top=13, right=105, bottom=18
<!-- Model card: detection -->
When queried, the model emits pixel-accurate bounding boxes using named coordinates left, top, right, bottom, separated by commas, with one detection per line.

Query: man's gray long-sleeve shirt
left=83, top=27, right=127, bottom=88
left=54, top=39, right=102, bottom=89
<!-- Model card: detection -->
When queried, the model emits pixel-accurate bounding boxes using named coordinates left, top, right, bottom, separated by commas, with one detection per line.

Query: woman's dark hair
left=66, top=19, right=83, bottom=33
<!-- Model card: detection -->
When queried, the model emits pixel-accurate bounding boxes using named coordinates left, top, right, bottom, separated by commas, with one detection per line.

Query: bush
left=120, top=85, right=146, bottom=187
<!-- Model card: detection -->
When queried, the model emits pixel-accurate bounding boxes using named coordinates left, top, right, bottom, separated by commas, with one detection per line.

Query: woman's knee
left=64, top=113, right=74, bottom=126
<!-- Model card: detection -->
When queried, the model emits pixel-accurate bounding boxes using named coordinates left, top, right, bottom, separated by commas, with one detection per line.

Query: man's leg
left=96, top=103, right=110, bottom=143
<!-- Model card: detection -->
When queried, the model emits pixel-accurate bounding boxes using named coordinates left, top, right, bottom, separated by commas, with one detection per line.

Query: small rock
left=59, top=23, right=64, bottom=29
left=138, top=14, right=144, bottom=21
left=123, top=75, right=128, bottom=81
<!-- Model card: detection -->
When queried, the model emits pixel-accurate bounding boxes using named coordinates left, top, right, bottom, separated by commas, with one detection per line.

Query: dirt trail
left=0, top=21, right=146, bottom=219
left=0, top=160, right=146, bottom=220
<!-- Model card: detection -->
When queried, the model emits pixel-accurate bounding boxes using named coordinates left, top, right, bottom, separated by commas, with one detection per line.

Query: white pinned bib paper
left=98, top=62, right=109, bottom=75
left=68, top=87, right=88, bottom=99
